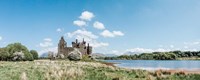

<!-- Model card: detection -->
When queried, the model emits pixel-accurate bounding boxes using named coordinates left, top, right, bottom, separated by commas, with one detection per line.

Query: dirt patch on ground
left=101, top=62, right=117, bottom=67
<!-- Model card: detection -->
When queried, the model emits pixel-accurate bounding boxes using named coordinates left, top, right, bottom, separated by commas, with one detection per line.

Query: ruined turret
left=57, top=37, right=92, bottom=58
left=58, top=36, right=67, bottom=56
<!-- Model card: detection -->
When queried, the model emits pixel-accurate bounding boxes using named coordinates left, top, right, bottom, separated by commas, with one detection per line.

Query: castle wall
left=66, top=47, right=74, bottom=54
left=58, top=37, right=92, bottom=57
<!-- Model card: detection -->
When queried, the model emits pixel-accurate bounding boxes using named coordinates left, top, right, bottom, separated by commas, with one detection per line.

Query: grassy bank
left=177, top=57, right=200, bottom=60
left=0, top=60, right=200, bottom=80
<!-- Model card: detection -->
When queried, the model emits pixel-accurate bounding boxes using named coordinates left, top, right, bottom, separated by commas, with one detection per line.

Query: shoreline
left=101, top=61, right=200, bottom=74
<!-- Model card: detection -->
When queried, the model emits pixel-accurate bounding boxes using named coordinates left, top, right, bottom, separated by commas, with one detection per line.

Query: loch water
left=104, top=60, right=200, bottom=71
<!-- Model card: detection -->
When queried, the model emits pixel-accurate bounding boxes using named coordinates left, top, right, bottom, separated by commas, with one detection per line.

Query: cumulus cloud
left=44, top=38, right=52, bottom=42
left=124, top=47, right=199, bottom=55
left=100, top=30, right=124, bottom=38
left=67, top=29, right=109, bottom=48
left=39, top=38, right=53, bottom=48
left=67, top=29, right=98, bottom=40
left=100, top=30, right=115, bottom=38
left=90, top=41, right=109, bottom=48
left=56, top=28, right=63, bottom=32
left=79, top=11, right=94, bottom=21
left=73, top=20, right=86, bottom=27
left=93, top=21, right=105, bottom=30
left=108, top=46, right=200, bottom=55
left=125, top=48, right=170, bottom=54
left=113, top=31, right=124, bottom=36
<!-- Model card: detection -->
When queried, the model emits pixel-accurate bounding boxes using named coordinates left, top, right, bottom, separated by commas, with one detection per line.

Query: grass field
left=0, top=60, right=200, bottom=80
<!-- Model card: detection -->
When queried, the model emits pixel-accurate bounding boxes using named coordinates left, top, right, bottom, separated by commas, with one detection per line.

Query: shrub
left=0, top=48, right=10, bottom=61
left=0, top=43, right=34, bottom=61
left=30, top=50, right=38, bottom=59
left=81, top=55, right=92, bottom=61
left=12, top=51, right=24, bottom=61
left=24, top=52, right=34, bottom=61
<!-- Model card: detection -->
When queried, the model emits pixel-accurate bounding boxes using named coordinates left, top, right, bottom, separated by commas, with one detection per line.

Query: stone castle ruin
left=57, top=36, right=92, bottom=57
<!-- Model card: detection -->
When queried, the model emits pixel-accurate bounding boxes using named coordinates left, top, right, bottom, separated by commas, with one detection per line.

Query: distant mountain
left=91, top=53, right=106, bottom=58
left=40, top=52, right=118, bottom=58
left=123, top=51, right=142, bottom=55
left=104, top=54, right=118, bottom=57
left=92, top=53, right=118, bottom=58
left=40, top=53, right=48, bottom=57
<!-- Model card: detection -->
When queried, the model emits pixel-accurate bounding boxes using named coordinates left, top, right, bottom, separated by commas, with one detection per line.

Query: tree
left=0, top=48, right=10, bottom=61
left=30, top=50, right=39, bottom=59
left=6, top=43, right=33, bottom=61
left=24, top=52, right=34, bottom=61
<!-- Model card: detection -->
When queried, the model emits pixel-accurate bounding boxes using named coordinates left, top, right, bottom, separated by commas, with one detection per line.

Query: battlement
left=58, top=37, right=92, bottom=57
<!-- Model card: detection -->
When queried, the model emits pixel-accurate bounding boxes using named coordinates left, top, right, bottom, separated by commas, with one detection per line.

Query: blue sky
left=0, top=0, right=200, bottom=55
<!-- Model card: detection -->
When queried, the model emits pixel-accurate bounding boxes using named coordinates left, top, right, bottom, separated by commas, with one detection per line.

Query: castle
left=57, top=36, right=92, bottom=57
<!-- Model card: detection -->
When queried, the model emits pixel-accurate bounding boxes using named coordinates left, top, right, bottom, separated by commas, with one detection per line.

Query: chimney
left=83, top=38, right=84, bottom=42
left=76, top=39, right=78, bottom=43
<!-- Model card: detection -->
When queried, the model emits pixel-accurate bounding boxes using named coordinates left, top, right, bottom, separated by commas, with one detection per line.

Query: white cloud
left=100, top=30, right=124, bottom=38
left=39, top=38, right=53, bottom=48
left=113, top=31, right=124, bottom=36
left=93, top=21, right=105, bottom=30
left=125, top=48, right=170, bottom=54
left=111, top=50, right=119, bottom=53
left=79, top=11, right=94, bottom=21
left=44, top=38, right=52, bottom=42
left=39, top=42, right=53, bottom=48
left=67, top=29, right=98, bottom=40
left=100, top=30, right=115, bottom=38
left=67, top=29, right=109, bottom=48
left=91, top=41, right=109, bottom=48
left=56, top=28, right=63, bottom=32
left=73, top=20, right=86, bottom=27
left=0, top=36, right=2, bottom=41
left=122, top=47, right=200, bottom=55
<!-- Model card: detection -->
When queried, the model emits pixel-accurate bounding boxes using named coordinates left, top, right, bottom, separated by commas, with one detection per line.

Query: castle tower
left=76, top=39, right=78, bottom=43
left=82, top=38, right=86, bottom=44
left=58, top=36, right=67, bottom=56
left=87, top=43, right=92, bottom=55
left=57, top=37, right=92, bottom=58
